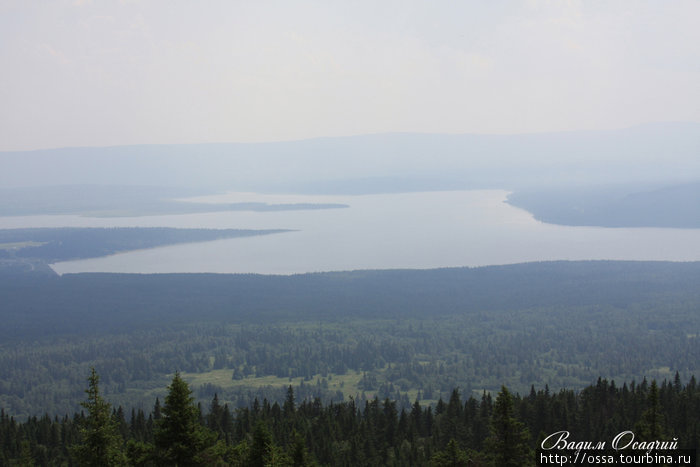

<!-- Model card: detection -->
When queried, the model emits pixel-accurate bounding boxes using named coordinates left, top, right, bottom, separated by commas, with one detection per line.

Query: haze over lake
left=0, top=190, right=691, bottom=275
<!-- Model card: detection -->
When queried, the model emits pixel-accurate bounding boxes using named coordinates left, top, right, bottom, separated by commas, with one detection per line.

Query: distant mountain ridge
left=2, top=122, right=697, bottom=228
left=1, top=122, right=697, bottom=192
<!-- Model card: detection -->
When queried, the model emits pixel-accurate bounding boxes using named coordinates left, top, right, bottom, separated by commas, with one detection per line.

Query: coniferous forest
left=0, top=261, right=699, bottom=465
left=1, top=370, right=698, bottom=466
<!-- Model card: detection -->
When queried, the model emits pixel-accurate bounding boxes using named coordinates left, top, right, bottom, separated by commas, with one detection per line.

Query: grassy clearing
left=180, top=368, right=365, bottom=395
left=649, top=366, right=673, bottom=378
left=177, top=366, right=439, bottom=406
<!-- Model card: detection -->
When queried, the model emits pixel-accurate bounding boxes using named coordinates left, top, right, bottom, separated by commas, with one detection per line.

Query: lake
left=1, top=190, right=699, bottom=274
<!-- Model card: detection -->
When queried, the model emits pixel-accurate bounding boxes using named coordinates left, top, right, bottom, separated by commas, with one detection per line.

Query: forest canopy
left=1, top=261, right=698, bottom=420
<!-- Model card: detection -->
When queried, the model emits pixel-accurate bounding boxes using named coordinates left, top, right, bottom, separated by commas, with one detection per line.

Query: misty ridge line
left=1, top=122, right=698, bottom=191
left=3, top=121, right=697, bottom=152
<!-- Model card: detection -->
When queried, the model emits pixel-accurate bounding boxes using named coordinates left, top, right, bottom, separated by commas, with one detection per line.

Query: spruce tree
left=283, top=385, right=296, bottom=417
left=289, top=430, right=310, bottom=466
left=70, top=368, right=126, bottom=466
left=485, top=386, right=533, bottom=467
left=154, top=372, right=217, bottom=465
left=248, top=420, right=274, bottom=467
left=207, top=393, right=224, bottom=437
left=17, top=440, right=35, bottom=467
left=635, top=379, right=665, bottom=440
left=430, top=438, right=470, bottom=466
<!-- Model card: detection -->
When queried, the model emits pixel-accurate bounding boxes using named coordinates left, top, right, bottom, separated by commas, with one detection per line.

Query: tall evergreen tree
left=153, top=397, right=162, bottom=420
left=484, top=386, right=533, bottom=467
left=289, top=430, right=311, bottom=467
left=16, top=440, right=35, bottom=467
left=283, top=385, right=296, bottom=418
left=635, top=379, right=665, bottom=440
left=207, top=393, right=224, bottom=438
left=70, top=368, right=126, bottom=466
left=430, top=438, right=470, bottom=466
left=248, top=420, right=274, bottom=467
left=154, top=372, right=217, bottom=466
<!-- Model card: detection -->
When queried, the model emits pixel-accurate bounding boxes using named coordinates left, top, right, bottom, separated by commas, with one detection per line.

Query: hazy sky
left=1, top=0, right=698, bottom=151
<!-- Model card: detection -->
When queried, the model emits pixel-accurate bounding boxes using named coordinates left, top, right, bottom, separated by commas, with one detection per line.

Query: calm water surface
left=1, top=190, right=698, bottom=274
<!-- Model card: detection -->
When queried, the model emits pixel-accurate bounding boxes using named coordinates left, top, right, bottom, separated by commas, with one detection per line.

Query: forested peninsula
left=0, top=227, right=291, bottom=273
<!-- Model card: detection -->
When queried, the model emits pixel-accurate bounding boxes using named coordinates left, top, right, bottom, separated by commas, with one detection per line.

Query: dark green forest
left=1, top=370, right=698, bottom=466
left=1, top=261, right=699, bottom=422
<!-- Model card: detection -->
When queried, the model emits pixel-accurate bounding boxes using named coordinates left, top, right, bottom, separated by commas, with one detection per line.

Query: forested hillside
left=507, top=181, right=700, bottom=228
left=1, top=261, right=698, bottom=420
